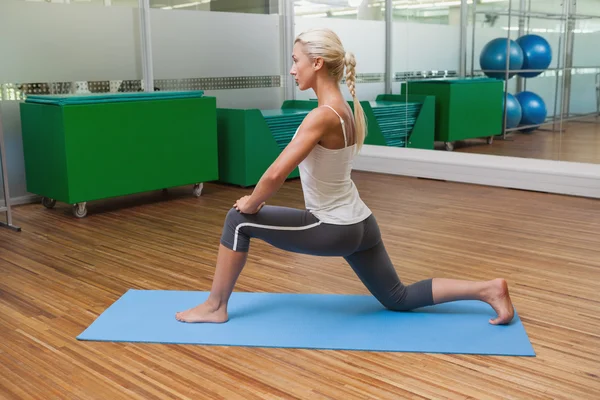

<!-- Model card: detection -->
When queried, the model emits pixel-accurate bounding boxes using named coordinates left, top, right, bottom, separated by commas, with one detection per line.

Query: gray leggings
left=220, top=206, right=434, bottom=311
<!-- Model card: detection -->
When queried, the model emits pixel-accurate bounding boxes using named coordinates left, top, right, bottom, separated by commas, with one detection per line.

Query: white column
left=138, top=0, right=154, bottom=92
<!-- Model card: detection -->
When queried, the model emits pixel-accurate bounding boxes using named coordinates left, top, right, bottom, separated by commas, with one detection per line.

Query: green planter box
left=401, top=78, right=503, bottom=150
left=20, top=91, right=219, bottom=217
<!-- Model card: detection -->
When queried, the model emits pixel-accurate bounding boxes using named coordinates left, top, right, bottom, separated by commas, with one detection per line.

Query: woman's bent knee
left=378, top=289, right=414, bottom=312
left=225, top=207, right=242, bottom=224
left=221, top=208, right=249, bottom=252
left=379, top=279, right=434, bottom=312
left=383, top=301, right=414, bottom=312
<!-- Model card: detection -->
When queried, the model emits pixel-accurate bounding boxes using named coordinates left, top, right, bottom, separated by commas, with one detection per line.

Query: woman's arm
left=243, top=108, right=335, bottom=210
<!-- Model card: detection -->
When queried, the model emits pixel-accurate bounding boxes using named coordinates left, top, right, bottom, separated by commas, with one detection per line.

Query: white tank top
left=294, top=105, right=372, bottom=225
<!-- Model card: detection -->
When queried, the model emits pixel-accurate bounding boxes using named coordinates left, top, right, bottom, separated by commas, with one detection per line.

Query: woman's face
left=290, top=42, right=317, bottom=91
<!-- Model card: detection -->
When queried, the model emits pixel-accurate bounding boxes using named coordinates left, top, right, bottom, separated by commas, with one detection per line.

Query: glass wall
left=1, top=0, right=599, bottom=205
left=150, top=0, right=276, bottom=13
left=390, top=2, right=462, bottom=152
left=454, top=0, right=600, bottom=163
left=149, top=1, right=283, bottom=109
left=293, top=1, right=386, bottom=102
left=0, top=0, right=143, bottom=200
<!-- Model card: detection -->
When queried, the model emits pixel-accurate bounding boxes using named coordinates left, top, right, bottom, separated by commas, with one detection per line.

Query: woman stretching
left=176, top=28, right=514, bottom=325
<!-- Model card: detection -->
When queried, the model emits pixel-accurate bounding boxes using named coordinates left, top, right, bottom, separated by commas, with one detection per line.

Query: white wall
left=295, top=17, right=386, bottom=74
left=294, top=17, right=460, bottom=100
left=295, top=17, right=386, bottom=101
left=0, top=2, right=287, bottom=202
left=150, top=8, right=284, bottom=109
left=572, top=30, right=600, bottom=114
left=574, top=32, right=600, bottom=66
left=150, top=9, right=281, bottom=79
left=1, top=1, right=598, bottom=205
left=394, top=21, right=460, bottom=72
left=0, top=2, right=142, bottom=82
left=0, top=1, right=142, bottom=201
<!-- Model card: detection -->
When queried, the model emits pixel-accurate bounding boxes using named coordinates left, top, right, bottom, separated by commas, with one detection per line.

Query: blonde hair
left=294, top=28, right=367, bottom=151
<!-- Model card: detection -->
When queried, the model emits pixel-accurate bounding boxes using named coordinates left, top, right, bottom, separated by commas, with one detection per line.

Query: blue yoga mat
left=77, top=290, right=535, bottom=356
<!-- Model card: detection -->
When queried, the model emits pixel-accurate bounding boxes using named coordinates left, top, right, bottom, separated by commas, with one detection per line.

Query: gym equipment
left=216, top=95, right=435, bottom=187
left=504, top=92, right=523, bottom=129
left=516, top=34, right=552, bottom=78
left=308, top=95, right=436, bottom=149
left=471, top=3, right=593, bottom=137
left=479, top=38, right=524, bottom=79
left=401, top=78, right=504, bottom=151
left=77, top=289, right=535, bottom=356
left=216, top=103, right=310, bottom=188
left=515, top=91, right=547, bottom=132
left=364, top=94, right=436, bottom=150
left=20, top=91, right=218, bottom=218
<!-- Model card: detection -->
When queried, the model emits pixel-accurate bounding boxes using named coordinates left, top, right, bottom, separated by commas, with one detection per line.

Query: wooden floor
left=1, top=172, right=599, bottom=399
left=439, top=117, right=600, bottom=164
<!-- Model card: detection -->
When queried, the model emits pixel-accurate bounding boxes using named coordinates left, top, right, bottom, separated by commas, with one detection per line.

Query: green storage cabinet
left=19, top=91, right=219, bottom=217
left=401, top=78, right=504, bottom=151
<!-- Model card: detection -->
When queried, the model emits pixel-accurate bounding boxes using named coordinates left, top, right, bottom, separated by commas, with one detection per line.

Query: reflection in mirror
left=445, top=0, right=600, bottom=164
left=392, top=1, right=464, bottom=152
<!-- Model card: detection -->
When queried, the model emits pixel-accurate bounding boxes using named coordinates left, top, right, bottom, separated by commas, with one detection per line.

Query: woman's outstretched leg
left=344, top=215, right=515, bottom=325
left=176, top=244, right=247, bottom=323
left=431, top=278, right=514, bottom=325
left=176, top=205, right=362, bottom=323
left=345, top=242, right=514, bottom=324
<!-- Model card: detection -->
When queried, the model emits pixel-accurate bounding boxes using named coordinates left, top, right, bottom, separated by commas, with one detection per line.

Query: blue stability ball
left=503, top=92, right=522, bottom=129
left=515, top=91, right=547, bottom=132
left=516, top=34, right=552, bottom=78
left=480, top=38, right=524, bottom=79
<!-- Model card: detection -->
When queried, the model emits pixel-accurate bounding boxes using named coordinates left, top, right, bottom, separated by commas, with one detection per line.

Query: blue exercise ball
left=503, top=92, right=522, bottom=129
left=516, top=34, right=552, bottom=78
left=515, top=91, right=547, bottom=132
left=480, top=38, right=524, bottom=79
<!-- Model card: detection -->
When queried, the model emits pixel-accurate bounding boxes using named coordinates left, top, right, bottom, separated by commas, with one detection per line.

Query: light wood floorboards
left=1, top=172, right=599, bottom=399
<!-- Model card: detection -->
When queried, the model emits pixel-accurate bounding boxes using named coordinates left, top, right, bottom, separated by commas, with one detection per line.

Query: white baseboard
left=4, top=150, right=599, bottom=209
left=354, top=145, right=600, bottom=199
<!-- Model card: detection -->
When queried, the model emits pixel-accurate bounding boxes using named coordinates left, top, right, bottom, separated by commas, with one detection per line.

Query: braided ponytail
left=345, top=52, right=366, bottom=151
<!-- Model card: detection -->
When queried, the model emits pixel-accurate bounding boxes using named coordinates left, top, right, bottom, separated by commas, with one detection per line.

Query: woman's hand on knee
left=234, top=196, right=265, bottom=214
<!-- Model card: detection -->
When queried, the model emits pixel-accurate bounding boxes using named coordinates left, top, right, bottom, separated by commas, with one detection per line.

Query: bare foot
left=175, top=301, right=228, bottom=323
left=482, top=278, right=515, bottom=325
